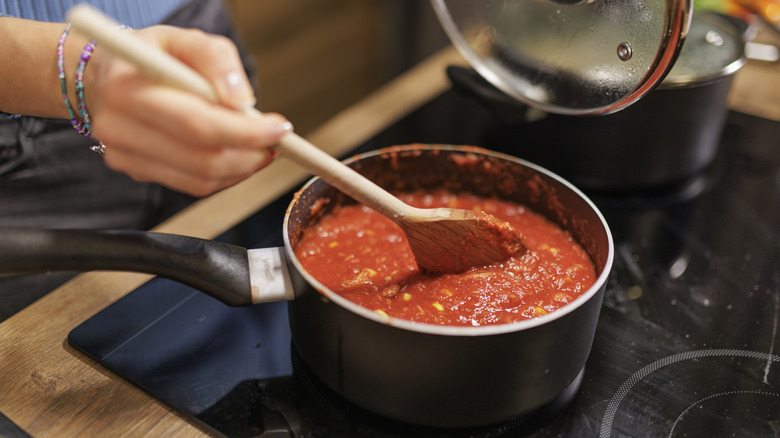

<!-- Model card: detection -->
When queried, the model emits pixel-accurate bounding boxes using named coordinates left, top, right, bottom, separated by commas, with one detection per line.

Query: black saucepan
left=448, top=13, right=749, bottom=193
left=0, top=144, right=613, bottom=427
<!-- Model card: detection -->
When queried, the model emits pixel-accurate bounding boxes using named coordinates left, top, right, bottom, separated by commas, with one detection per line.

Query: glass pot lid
left=431, top=0, right=693, bottom=115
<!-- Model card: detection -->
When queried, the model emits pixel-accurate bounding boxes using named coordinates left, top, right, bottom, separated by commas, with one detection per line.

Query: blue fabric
left=0, top=0, right=187, bottom=29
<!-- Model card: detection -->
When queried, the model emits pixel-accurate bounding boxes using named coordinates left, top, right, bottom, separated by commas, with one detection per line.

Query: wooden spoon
left=67, top=5, right=526, bottom=274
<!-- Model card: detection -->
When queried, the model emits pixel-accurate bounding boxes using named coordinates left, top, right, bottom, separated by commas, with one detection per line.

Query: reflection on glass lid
left=432, top=0, right=692, bottom=114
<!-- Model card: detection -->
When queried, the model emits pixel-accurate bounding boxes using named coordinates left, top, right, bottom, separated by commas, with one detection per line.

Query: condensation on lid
left=431, top=0, right=692, bottom=115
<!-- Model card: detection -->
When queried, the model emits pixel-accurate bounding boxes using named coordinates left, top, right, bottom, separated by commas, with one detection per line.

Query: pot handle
left=0, top=228, right=254, bottom=307
left=446, top=66, right=546, bottom=125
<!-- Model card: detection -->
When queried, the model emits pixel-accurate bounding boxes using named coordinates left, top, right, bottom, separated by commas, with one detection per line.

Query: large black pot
left=0, top=145, right=613, bottom=427
left=449, top=13, right=747, bottom=193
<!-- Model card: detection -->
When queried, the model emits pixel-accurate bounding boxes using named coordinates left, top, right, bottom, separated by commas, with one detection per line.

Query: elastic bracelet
left=57, top=24, right=90, bottom=137
left=75, top=39, right=97, bottom=136
left=74, top=25, right=131, bottom=141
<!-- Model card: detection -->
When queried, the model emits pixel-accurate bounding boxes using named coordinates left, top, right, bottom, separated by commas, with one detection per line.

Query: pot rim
left=283, top=144, right=615, bottom=337
left=657, top=50, right=745, bottom=89
left=657, top=12, right=747, bottom=89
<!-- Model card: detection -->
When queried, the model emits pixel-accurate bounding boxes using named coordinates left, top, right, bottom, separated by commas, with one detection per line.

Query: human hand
left=83, top=25, right=290, bottom=197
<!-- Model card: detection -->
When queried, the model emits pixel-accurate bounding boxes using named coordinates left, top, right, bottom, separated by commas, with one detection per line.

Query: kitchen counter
left=1, top=30, right=778, bottom=437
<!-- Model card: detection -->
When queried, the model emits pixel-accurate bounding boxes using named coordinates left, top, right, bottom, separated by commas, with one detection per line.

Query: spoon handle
left=67, top=4, right=417, bottom=221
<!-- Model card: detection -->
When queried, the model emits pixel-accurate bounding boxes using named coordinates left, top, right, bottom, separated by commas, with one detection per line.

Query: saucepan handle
left=446, top=65, right=543, bottom=126
left=0, top=228, right=254, bottom=306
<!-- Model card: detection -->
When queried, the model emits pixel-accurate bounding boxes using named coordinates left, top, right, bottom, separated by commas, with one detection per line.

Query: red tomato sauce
left=295, top=191, right=597, bottom=326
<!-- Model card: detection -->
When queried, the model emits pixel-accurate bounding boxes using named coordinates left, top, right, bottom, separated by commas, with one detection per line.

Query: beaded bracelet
left=75, top=38, right=97, bottom=135
left=57, top=24, right=90, bottom=137
left=73, top=25, right=131, bottom=143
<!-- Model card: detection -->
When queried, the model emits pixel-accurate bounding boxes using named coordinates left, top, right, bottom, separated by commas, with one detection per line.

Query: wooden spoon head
left=399, top=208, right=527, bottom=274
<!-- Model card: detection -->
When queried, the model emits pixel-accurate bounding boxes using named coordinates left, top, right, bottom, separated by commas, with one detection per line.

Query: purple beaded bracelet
left=75, top=39, right=97, bottom=135
left=57, top=24, right=90, bottom=137
left=73, top=24, right=131, bottom=145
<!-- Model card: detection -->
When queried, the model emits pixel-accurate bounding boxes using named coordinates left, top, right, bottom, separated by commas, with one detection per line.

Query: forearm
left=0, top=13, right=290, bottom=197
left=0, top=17, right=89, bottom=119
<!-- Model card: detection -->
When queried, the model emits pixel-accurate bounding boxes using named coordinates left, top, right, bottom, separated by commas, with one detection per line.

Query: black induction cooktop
left=68, top=87, right=780, bottom=437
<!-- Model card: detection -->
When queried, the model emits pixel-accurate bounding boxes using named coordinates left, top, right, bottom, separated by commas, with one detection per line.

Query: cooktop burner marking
left=667, top=390, right=780, bottom=437
left=765, top=277, right=779, bottom=383
left=103, top=290, right=200, bottom=360
left=599, top=349, right=780, bottom=437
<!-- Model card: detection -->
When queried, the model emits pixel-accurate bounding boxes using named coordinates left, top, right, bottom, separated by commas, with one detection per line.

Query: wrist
left=0, top=19, right=74, bottom=117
